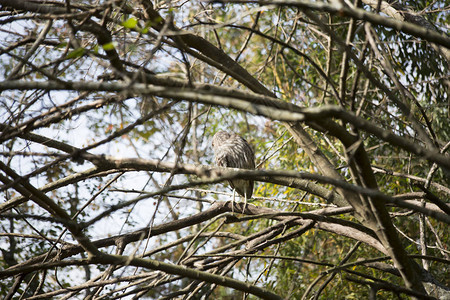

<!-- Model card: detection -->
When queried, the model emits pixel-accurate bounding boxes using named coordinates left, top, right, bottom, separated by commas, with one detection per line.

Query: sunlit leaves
left=121, top=17, right=138, bottom=29
left=102, top=42, right=115, bottom=51
left=66, top=47, right=86, bottom=59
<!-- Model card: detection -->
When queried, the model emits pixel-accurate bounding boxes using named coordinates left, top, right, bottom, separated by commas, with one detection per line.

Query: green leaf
left=138, top=26, right=149, bottom=34
left=121, top=17, right=138, bottom=29
left=66, top=47, right=85, bottom=59
left=102, top=42, right=115, bottom=51
left=56, top=42, right=68, bottom=49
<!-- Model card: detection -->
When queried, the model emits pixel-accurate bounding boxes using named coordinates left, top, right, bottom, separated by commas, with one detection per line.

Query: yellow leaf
left=102, top=42, right=115, bottom=51
left=121, top=17, right=138, bottom=29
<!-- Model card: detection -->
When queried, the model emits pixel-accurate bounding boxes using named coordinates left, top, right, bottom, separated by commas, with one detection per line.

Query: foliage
left=0, top=0, right=448, bottom=299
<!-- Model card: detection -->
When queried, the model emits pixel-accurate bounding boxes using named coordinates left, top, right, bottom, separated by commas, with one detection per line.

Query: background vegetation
left=0, top=0, right=448, bottom=299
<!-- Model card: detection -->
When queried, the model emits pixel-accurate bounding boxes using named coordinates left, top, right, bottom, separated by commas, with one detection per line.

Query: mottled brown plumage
left=212, top=130, right=255, bottom=198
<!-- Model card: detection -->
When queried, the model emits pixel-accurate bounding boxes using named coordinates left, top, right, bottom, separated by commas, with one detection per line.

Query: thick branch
left=1, top=82, right=448, bottom=170
left=362, top=0, right=450, bottom=64
left=220, top=0, right=450, bottom=48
